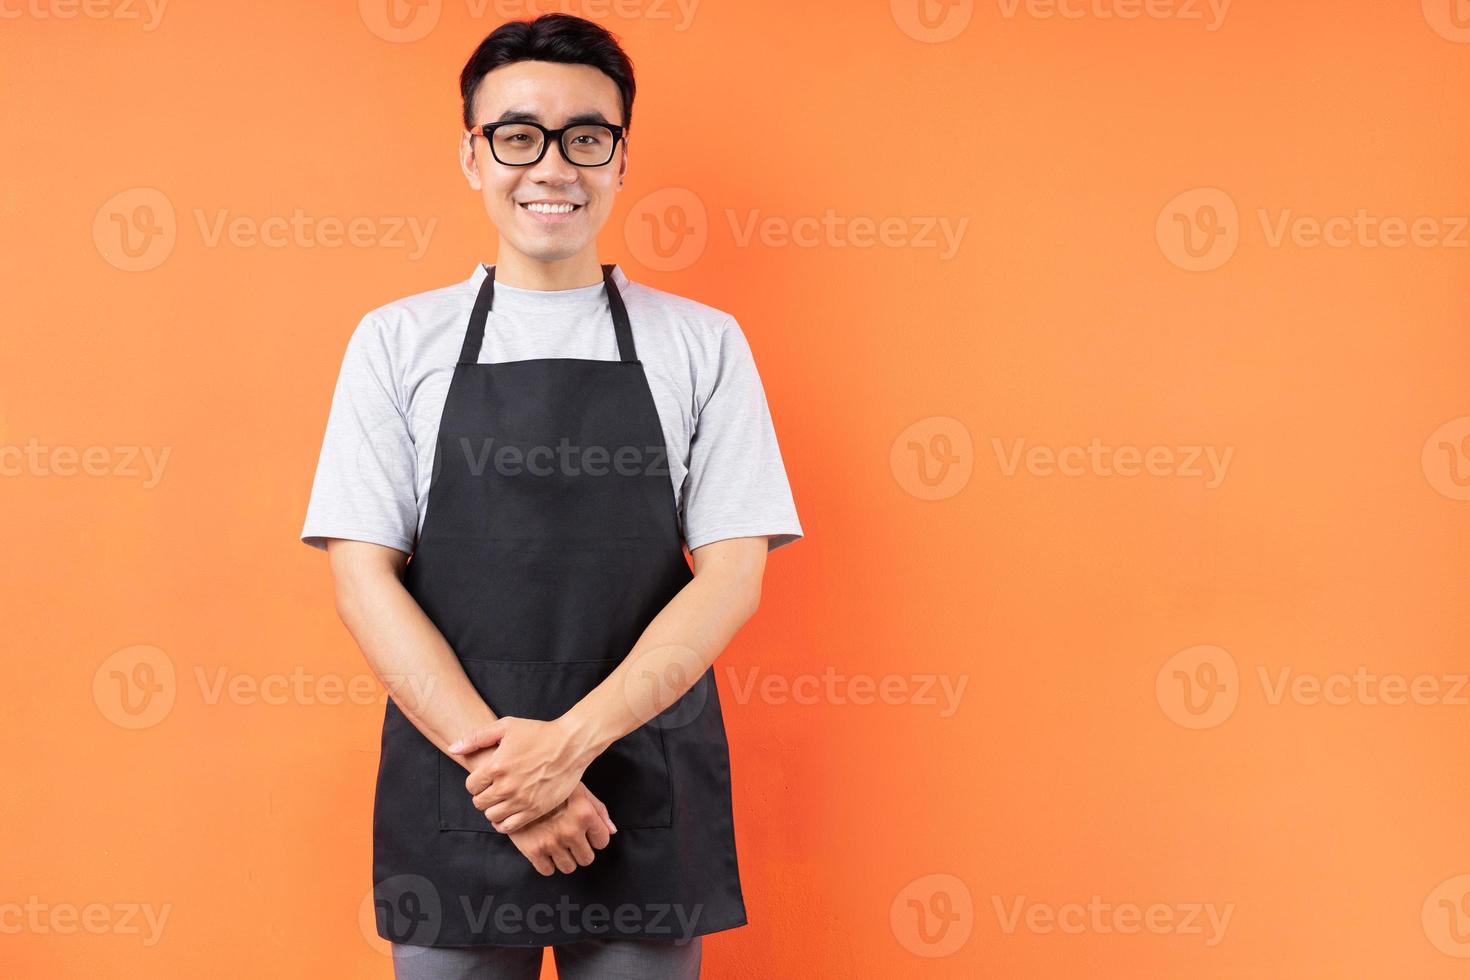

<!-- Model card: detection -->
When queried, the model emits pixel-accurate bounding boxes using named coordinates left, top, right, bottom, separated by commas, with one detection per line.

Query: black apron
left=370, top=264, right=746, bottom=948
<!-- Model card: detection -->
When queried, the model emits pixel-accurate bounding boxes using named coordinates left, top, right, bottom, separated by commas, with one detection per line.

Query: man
left=300, top=13, right=802, bottom=980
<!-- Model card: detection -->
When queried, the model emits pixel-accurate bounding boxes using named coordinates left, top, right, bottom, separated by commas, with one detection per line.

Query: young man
left=299, top=13, right=802, bottom=980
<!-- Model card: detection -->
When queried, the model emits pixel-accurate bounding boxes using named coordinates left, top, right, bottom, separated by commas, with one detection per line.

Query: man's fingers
left=471, top=786, right=508, bottom=810
left=486, top=802, right=525, bottom=829
left=551, top=849, right=577, bottom=875
left=568, top=835, right=595, bottom=867
left=506, top=831, right=557, bottom=875
left=499, top=811, right=536, bottom=834
left=591, top=796, right=617, bottom=834
left=447, top=719, right=507, bottom=755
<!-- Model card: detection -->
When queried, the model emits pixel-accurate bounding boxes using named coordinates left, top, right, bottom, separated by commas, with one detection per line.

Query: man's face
left=460, top=60, right=627, bottom=266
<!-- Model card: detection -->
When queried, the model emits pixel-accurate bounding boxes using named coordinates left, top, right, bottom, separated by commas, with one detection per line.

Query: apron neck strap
left=458, top=263, right=638, bottom=365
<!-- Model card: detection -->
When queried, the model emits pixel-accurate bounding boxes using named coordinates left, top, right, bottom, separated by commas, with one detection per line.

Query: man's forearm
left=558, top=538, right=765, bottom=762
left=330, top=542, right=498, bottom=774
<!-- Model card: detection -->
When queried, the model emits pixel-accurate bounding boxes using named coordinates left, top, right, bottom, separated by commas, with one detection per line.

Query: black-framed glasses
left=468, top=120, right=626, bottom=168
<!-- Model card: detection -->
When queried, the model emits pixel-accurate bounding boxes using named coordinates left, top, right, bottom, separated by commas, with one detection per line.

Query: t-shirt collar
left=468, top=262, right=629, bottom=294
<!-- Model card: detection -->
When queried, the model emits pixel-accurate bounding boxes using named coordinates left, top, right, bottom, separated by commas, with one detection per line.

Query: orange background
left=4, top=1, right=1470, bottom=977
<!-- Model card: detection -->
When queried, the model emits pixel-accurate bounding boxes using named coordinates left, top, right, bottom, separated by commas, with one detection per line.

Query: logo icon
left=359, top=0, right=441, bottom=42
left=622, top=645, right=710, bottom=732
left=890, top=873, right=973, bottom=957
left=1423, top=874, right=1470, bottom=957
left=1422, top=0, right=1470, bottom=42
left=360, top=874, right=443, bottom=953
left=93, top=645, right=176, bottom=729
left=94, top=188, right=176, bottom=272
left=1157, top=187, right=1239, bottom=272
left=625, top=188, right=708, bottom=272
left=1422, top=416, right=1470, bottom=501
left=891, top=0, right=975, bottom=43
left=890, top=416, right=973, bottom=500
left=1156, top=644, right=1238, bottom=729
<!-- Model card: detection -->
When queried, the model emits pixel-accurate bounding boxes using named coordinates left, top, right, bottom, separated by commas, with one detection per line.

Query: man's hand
left=449, top=716, right=596, bottom=833
left=504, top=782, right=617, bottom=875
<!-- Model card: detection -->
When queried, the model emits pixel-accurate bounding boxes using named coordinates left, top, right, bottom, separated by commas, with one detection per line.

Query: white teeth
left=523, top=202, right=578, bottom=214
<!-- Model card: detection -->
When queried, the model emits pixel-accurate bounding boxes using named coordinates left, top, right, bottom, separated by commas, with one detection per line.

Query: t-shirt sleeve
left=300, top=312, right=418, bottom=554
left=680, top=316, right=803, bottom=553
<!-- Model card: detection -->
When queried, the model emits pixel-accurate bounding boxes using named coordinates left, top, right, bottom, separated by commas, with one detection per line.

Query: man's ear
left=460, top=132, right=483, bottom=191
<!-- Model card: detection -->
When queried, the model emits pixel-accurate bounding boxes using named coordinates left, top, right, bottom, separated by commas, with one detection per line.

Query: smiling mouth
left=520, top=202, right=583, bottom=215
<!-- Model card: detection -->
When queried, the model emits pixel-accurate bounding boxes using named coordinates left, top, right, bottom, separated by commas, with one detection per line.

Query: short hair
left=459, top=13, right=637, bottom=133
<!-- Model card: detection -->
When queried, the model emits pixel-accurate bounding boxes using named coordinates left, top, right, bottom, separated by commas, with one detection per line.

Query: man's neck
left=492, top=251, right=605, bottom=291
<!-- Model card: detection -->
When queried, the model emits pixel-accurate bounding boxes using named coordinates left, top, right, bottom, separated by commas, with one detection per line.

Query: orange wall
left=4, top=1, right=1470, bottom=977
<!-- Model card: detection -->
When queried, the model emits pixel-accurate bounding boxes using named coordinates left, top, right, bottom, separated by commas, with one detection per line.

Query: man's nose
left=527, top=138, right=579, bottom=181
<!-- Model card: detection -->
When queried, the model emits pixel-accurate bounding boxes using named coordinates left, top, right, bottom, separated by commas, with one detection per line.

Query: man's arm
left=327, top=538, right=502, bottom=773
left=453, top=535, right=768, bottom=832
left=565, top=535, right=767, bottom=753
left=327, top=537, right=618, bottom=873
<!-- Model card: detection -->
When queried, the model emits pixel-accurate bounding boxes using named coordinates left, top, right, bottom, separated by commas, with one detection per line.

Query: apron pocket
left=437, top=658, right=674, bottom=833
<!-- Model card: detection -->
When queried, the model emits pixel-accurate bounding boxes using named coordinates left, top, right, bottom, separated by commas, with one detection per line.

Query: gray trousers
left=391, top=936, right=701, bottom=979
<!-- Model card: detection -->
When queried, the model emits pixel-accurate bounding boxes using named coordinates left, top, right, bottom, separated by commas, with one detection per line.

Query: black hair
left=459, top=13, right=636, bottom=133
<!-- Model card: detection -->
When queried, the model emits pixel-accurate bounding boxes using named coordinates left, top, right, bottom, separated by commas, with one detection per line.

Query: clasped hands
left=447, top=716, right=617, bottom=876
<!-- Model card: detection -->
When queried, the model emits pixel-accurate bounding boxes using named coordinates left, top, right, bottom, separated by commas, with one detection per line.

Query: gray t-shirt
left=300, top=263, right=802, bottom=555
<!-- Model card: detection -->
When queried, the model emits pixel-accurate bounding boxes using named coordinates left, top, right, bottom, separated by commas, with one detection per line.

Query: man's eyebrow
left=494, top=109, right=617, bottom=127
